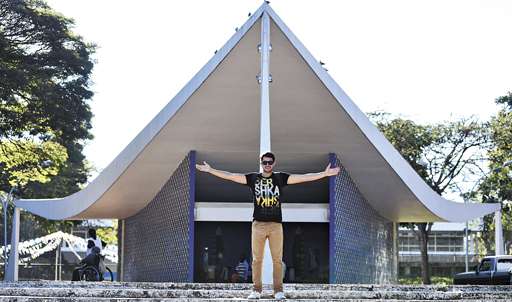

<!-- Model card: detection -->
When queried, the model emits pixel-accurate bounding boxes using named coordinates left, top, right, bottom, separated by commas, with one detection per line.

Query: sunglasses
left=261, top=160, right=274, bottom=166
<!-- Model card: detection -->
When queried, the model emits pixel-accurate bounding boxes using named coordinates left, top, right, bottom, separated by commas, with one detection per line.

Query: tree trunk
left=416, top=223, right=431, bottom=284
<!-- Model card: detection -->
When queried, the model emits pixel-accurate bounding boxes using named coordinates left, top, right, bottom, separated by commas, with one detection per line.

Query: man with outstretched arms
left=196, top=152, right=340, bottom=300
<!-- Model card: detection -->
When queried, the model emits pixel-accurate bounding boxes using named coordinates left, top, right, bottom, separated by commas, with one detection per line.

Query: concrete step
left=1, top=299, right=512, bottom=302
left=2, top=281, right=512, bottom=292
left=0, top=288, right=511, bottom=300
left=0, top=281, right=511, bottom=301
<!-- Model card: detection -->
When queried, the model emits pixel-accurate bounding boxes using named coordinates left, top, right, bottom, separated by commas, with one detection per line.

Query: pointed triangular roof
left=17, top=3, right=499, bottom=222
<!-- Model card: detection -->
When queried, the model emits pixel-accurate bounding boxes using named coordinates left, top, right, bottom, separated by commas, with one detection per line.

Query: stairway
left=0, top=281, right=511, bottom=301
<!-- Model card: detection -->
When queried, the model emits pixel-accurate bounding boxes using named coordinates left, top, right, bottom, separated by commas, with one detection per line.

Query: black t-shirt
left=245, top=172, right=290, bottom=223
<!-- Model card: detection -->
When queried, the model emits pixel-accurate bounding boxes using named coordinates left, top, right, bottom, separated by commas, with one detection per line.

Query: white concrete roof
left=16, top=3, right=499, bottom=222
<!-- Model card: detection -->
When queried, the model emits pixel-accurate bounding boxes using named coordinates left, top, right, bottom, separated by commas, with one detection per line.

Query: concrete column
left=259, top=11, right=271, bottom=155
left=258, top=10, right=273, bottom=285
left=119, top=219, right=125, bottom=282
left=5, top=207, right=20, bottom=281
left=393, top=222, right=399, bottom=283
left=495, top=209, right=504, bottom=255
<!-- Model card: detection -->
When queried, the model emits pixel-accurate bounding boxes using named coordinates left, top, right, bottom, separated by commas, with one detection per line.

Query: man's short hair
left=260, top=152, right=275, bottom=162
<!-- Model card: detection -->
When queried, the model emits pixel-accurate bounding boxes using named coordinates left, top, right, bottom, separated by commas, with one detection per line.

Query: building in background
left=399, top=222, right=482, bottom=278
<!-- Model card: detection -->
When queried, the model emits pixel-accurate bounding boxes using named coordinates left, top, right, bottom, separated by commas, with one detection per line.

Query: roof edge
left=264, top=5, right=500, bottom=222
left=16, top=4, right=268, bottom=220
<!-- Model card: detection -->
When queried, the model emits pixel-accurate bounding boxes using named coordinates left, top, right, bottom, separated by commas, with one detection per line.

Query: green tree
left=370, top=112, right=489, bottom=284
left=96, top=220, right=118, bottom=245
left=0, top=139, right=67, bottom=187
left=1, top=0, right=96, bottom=237
left=477, top=92, right=512, bottom=255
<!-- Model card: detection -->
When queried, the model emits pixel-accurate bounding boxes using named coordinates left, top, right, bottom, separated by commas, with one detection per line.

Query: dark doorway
left=284, top=223, right=329, bottom=283
left=194, top=222, right=328, bottom=283
left=194, top=222, right=251, bottom=283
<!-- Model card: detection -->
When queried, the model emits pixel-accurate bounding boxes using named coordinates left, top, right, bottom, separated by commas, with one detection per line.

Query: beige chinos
left=251, top=220, right=283, bottom=293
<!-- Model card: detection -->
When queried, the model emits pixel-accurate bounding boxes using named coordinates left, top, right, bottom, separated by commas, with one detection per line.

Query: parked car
left=453, top=255, right=512, bottom=285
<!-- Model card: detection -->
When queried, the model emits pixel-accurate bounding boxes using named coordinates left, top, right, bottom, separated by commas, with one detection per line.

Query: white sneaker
left=247, top=291, right=261, bottom=299
left=274, top=292, right=286, bottom=300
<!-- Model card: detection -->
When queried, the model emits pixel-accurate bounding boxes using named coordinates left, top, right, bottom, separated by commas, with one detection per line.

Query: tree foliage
left=477, top=92, right=512, bottom=255
left=495, top=91, right=512, bottom=109
left=1, top=0, right=96, bottom=236
left=96, top=220, right=118, bottom=245
left=370, top=112, right=489, bottom=284
left=0, top=138, right=67, bottom=186
left=370, top=113, right=432, bottom=180
left=371, top=112, right=489, bottom=194
left=0, top=0, right=94, bottom=141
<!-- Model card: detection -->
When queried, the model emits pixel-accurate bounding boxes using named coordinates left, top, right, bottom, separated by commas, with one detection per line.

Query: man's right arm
left=196, top=161, right=247, bottom=184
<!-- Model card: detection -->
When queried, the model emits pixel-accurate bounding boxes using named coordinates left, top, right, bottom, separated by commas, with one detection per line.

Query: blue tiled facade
left=123, top=153, right=194, bottom=282
left=330, top=154, right=397, bottom=283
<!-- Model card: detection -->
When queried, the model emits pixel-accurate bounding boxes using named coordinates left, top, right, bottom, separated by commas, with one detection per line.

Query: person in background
left=71, top=246, right=101, bottom=281
left=86, top=228, right=102, bottom=256
left=235, top=253, right=250, bottom=282
left=85, top=228, right=107, bottom=278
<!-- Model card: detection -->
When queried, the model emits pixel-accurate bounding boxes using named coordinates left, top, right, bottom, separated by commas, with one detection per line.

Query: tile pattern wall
left=123, top=154, right=192, bottom=282
left=331, top=154, right=397, bottom=284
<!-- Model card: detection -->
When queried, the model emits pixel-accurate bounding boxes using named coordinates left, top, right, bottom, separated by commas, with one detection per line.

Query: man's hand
left=195, top=161, right=246, bottom=184
left=288, top=163, right=341, bottom=185
left=324, top=163, right=341, bottom=177
left=196, top=161, right=211, bottom=173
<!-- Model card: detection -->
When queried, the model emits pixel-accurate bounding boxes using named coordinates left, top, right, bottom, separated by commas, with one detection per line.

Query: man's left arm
left=287, top=163, right=341, bottom=185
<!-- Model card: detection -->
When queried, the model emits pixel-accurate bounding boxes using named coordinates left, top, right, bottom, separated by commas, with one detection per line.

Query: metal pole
left=58, top=241, right=62, bottom=281
left=54, top=242, right=58, bottom=281
left=495, top=209, right=504, bottom=255
left=465, top=221, right=469, bottom=272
